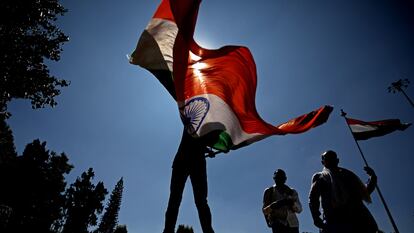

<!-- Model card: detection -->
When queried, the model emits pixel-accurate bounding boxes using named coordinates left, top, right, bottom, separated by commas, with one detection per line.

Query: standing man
left=162, top=130, right=215, bottom=233
left=263, top=169, right=302, bottom=233
left=309, top=150, right=379, bottom=233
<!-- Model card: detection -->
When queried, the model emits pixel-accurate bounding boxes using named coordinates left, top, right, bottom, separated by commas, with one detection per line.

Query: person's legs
left=287, top=226, right=299, bottom=233
left=163, top=166, right=188, bottom=233
left=324, top=219, right=353, bottom=233
left=271, top=225, right=277, bottom=233
left=271, top=222, right=298, bottom=233
left=355, top=205, right=378, bottom=233
left=190, top=159, right=214, bottom=233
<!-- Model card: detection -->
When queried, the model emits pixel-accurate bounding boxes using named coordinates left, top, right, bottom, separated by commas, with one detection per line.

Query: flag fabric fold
left=130, top=0, right=333, bottom=152
left=345, top=117, right=411, bottom=140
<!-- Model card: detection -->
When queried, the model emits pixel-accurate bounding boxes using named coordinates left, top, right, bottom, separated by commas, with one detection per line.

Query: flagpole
left=340, top=109, right=400, bottom=233
left=204, top=147, right=223, bottom=158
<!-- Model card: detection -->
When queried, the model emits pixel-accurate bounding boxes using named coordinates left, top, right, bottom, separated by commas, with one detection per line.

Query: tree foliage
left=0, top=139, right=73, bottom=233
left=96, top=178, right=124, bottom=233
left=0, top=2, right=116, bottom=232
left=62, top=168, right=108, bottom=233
left=176, top=224, right=194, bottom=233
left=0, top=0, right=69, bottom=114
left=0, top=116, right=16, bottom=163
left=113, top=225, right=127, bottom=233
left=0, top=123, right=109, bottom=233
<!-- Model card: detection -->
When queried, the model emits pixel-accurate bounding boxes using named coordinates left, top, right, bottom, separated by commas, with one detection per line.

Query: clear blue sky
left=8, top=0, right=414, bottom=232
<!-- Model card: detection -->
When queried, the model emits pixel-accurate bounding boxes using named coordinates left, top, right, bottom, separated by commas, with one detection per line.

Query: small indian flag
left=130, top=0, right=333, bottom=152
left=346, top=117, right=411, bottom=141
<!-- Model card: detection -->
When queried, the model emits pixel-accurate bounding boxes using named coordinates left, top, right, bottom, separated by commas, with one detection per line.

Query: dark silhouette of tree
left=0, top=1, right=111, bottom=227
left=0, top=117, right=16, bottom=229
left=388, top=78, right=414, bottom=108
left=0, top=2, right=112, bottom=230
left=0, top=0, right=69, bottom=115
left=0, top=204, right=13, bottom=230
left=176, top=224, right=194, bottom=233
left=0, top=131, right=110, bottom=233
left=0, top=139, right=73, bottom=233
left=113, top=225, right=128, bottom=233
left=96, top=178, right=124, bottom=233
left=62, top=168, right=107, bottom=233
left=0, top=117, right=16, bottom=164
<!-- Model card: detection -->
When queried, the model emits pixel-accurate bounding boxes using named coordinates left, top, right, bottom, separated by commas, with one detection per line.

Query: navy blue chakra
left=180, top=97, right=210, bottom=135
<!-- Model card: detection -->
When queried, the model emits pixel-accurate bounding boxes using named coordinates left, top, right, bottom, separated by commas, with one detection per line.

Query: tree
left=62, top=168, right=107, bottom=233
left=176, top=224, right=194, bottom=233
left=0, top=139, right=73, bottom=233
left=0, top=133, right=110, bottom=233
left=0, top=0, right=69, bottom=114
left=96, top=178, right=124, bottom=233
left=113, top=225, right=127, bottom=233
left=388, top=78, right=414, bottom=108
left=0, top=116, right=16, bottom=164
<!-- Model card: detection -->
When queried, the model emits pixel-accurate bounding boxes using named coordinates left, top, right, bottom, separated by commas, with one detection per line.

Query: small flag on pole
left=130, top=0, right=333, bottom=152
left=345, top=117, right=411, bottom=140
left=341, top=110, right=404, bottom=233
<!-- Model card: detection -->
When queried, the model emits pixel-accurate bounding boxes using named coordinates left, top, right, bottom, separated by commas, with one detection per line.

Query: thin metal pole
left=340, top=109, right=400, bottom=233
left=204, top=147, right=222, bottom=158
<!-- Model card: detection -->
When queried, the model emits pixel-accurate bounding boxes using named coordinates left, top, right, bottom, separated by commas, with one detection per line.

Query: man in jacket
left=263, top=169, right=302, bottom=233
left=309, top=150, right=379, bottom=233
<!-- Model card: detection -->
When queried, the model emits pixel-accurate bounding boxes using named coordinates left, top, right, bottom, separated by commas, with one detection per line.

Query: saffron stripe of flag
left=346, top=117, right=411, bottom=140
left=130, top=0, right=333, bottom=152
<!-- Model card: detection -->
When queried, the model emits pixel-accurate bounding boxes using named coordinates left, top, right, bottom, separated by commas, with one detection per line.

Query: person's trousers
left=271, top=221, right=299, bottom=233
left=163, top=162, right=214, bottom=233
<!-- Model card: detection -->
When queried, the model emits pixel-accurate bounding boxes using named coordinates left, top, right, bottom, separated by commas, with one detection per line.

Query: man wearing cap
left=263, top=169, right=302, bottom=233
left=309, top=150, right=379, bottom=233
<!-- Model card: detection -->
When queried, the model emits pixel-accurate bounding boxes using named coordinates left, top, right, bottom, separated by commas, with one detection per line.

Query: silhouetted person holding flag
left=309, top=150, right=379, bottom=233
left=162, top=130, right=215, bottom=233
left=263, top=169, right=302, bottom=233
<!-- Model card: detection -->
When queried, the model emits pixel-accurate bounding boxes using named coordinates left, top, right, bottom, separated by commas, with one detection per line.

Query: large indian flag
left=130, top=0, right=333, bottom=152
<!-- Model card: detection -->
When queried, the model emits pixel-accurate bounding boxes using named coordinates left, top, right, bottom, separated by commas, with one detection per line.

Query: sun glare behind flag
left=345, top=117, right=411, bottom=140
left=130, top=0, right=333, bottom=152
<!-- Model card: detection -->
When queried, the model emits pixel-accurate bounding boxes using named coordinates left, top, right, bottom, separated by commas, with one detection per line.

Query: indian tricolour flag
left=130, top=0, right=333, bottom=152
left=346, top=117, right=411, bottom=141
